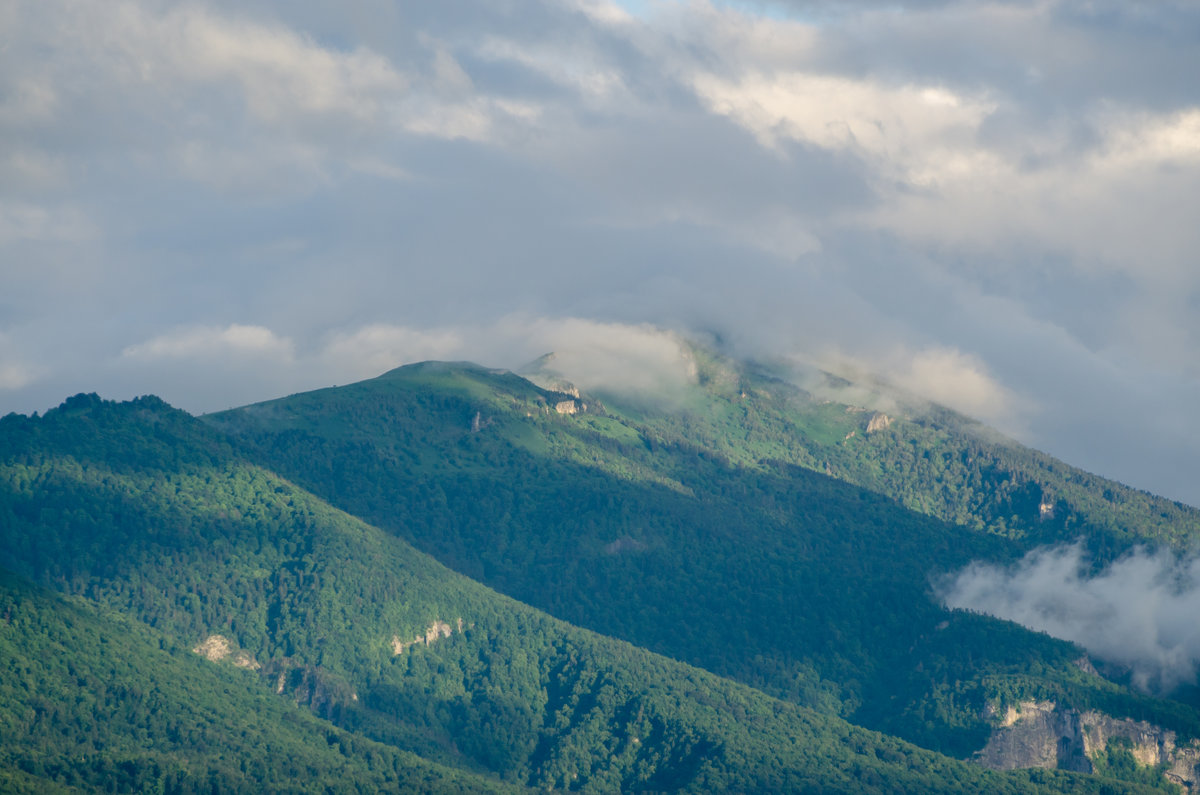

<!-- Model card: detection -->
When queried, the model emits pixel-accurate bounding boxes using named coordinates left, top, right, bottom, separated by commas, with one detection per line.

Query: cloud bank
left=940, top=544, right=1200, bottom=693
left=2, top=0, right=1199, bottom=504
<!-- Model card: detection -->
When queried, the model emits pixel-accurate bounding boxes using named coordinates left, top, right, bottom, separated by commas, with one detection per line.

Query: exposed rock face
left=976, top=701, right=1090, bottom=772
left=865, top=413, right=892, bottom=434
left=193, top=634, right=232, bottom=662
left=192, top=634, right=260, bottom=669
left=976, top=700, right=1200, bottom=791
left=424, top=620, right=452, bottom=645
left=391, top=618, right=461, bottom=656
left=551, top=397, right=587, bottom=415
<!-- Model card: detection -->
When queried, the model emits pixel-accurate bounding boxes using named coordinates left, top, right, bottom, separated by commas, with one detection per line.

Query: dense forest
left=3, top=350, right=1199, bottom=792
left=206, top=358, right=1200, bottom=757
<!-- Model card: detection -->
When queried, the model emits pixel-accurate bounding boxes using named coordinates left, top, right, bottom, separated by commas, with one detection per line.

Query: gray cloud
left=940, top=544, right=1200, bottom=693
left=1, top=0, right=1199, bottom=506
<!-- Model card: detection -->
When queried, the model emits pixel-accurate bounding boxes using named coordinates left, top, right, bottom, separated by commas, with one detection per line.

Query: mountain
left=201, top=351, right=1200, bottom=781
left=4, top=341, right=1199, bottom=792
left=1, top=391, right=1132, bottom=793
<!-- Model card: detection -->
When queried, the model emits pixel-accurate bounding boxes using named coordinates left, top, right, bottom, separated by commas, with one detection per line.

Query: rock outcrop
left=392, top=618, right=462, bottom=656
left=555, top=399, right=582, bottom=415
left=976, top=699, right=1200, bottom=791
left=192, top=633, right=260, bottom=669
left=865, top=413, right=892, bottom=434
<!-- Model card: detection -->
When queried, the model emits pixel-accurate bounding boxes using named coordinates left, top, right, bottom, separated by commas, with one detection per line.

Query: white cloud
left=318, top=324, right=467, bottom=381
left=0, top=0, right=548, bottom=196
left=867, top=104, right=1200, bottom=285
left=811, top=344, right=1030, bottom=433
left=113, top=317, right=700, bottom=410
left=1103, top=108, right=1200, bottom=166
left=121, top=324, right=295, bottom=362
left=116, top=4, right=407, bottom=124
left=692, top=70, right=997, bottom=183
left=499, top=317, right=698, bottom=401
left=315, top=317, right=698, bottom=402
left=571, top=0, right=637, bottom=28
left=941, top=544, right=1200, bottom=693
left=895, top=347, right=1025, bottom=425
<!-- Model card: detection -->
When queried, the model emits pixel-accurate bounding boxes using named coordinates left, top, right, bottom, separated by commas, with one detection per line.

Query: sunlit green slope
left=625, top=347, right=1199, bottom=550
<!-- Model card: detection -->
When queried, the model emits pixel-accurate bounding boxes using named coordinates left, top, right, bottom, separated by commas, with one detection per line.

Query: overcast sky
left=2, top=0, right=1199, bottom=505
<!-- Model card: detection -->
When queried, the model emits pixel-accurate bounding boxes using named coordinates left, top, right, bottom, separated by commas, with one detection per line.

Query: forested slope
left=623, top=348, right=1200, bottom=550
left=204, top=357, right=1200, bottom=777
left=1, top=391, right=1141, bottom=792
left=0, top=570, right=514, bottom=794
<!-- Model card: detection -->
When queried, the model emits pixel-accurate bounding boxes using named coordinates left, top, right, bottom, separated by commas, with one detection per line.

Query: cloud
left=316, top=317, right=698, bottom=403
left=892, top=347, right=1028, bottom=429
left=3, top=0, right=1200, bottom=507
left=940, top=544, right=1200, bottom=693
left=0, top=0, right=543, bottom=201
left=503, top=317, right=698, bottom=402
left=0, top=334, right=39, bottom=391
left=121, top=324, right=295, bottom=362
left=318, top=324, right=467, bottom=380
left=91, top=318, right=700, bottom=413
left=692, top=70, right=996, bottom=181
left=798, top=344, right=1030, bottom=434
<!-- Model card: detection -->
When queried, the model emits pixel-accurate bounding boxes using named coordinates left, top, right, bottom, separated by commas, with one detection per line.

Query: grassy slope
left=202, top=359, right=1200, bottom=775
left=0, top=392, right=1141, bottom=793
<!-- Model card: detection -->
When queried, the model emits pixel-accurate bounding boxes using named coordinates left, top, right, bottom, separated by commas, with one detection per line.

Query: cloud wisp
left=940, top=544, right=1200, bottom=693
left=99, top=317, right=699, bottom=414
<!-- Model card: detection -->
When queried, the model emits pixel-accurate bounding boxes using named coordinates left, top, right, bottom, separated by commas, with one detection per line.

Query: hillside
left=630, top=349, right=1200, bottom=551
left=0, top=391, right=1139, bottom=792
left=0, top=570, right=513, bottom=794
left=203, top=353, right=1200, bottom=781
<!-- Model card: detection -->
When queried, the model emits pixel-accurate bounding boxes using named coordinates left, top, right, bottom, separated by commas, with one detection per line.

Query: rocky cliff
left=976, top=699, right=1200, bottom=791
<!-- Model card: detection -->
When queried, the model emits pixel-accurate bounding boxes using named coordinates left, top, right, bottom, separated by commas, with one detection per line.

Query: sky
left=2, top=0, right=1199, bottom=505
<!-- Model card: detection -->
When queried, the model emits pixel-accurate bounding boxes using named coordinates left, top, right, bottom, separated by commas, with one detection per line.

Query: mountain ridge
left=4, top=346, right=1199, bottom=792
left=203, top=354, right=1200, bottom=768
left=5, top=390, right=1131, bottom=793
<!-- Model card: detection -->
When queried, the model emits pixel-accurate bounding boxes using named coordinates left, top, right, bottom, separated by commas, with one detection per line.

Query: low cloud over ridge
left=2, top=0, right=1200, bottom=504
left=940, top=544, right=1200, bottom=693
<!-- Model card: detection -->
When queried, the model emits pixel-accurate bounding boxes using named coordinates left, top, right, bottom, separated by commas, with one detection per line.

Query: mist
left=939, top=544, right=1200, bottom=693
